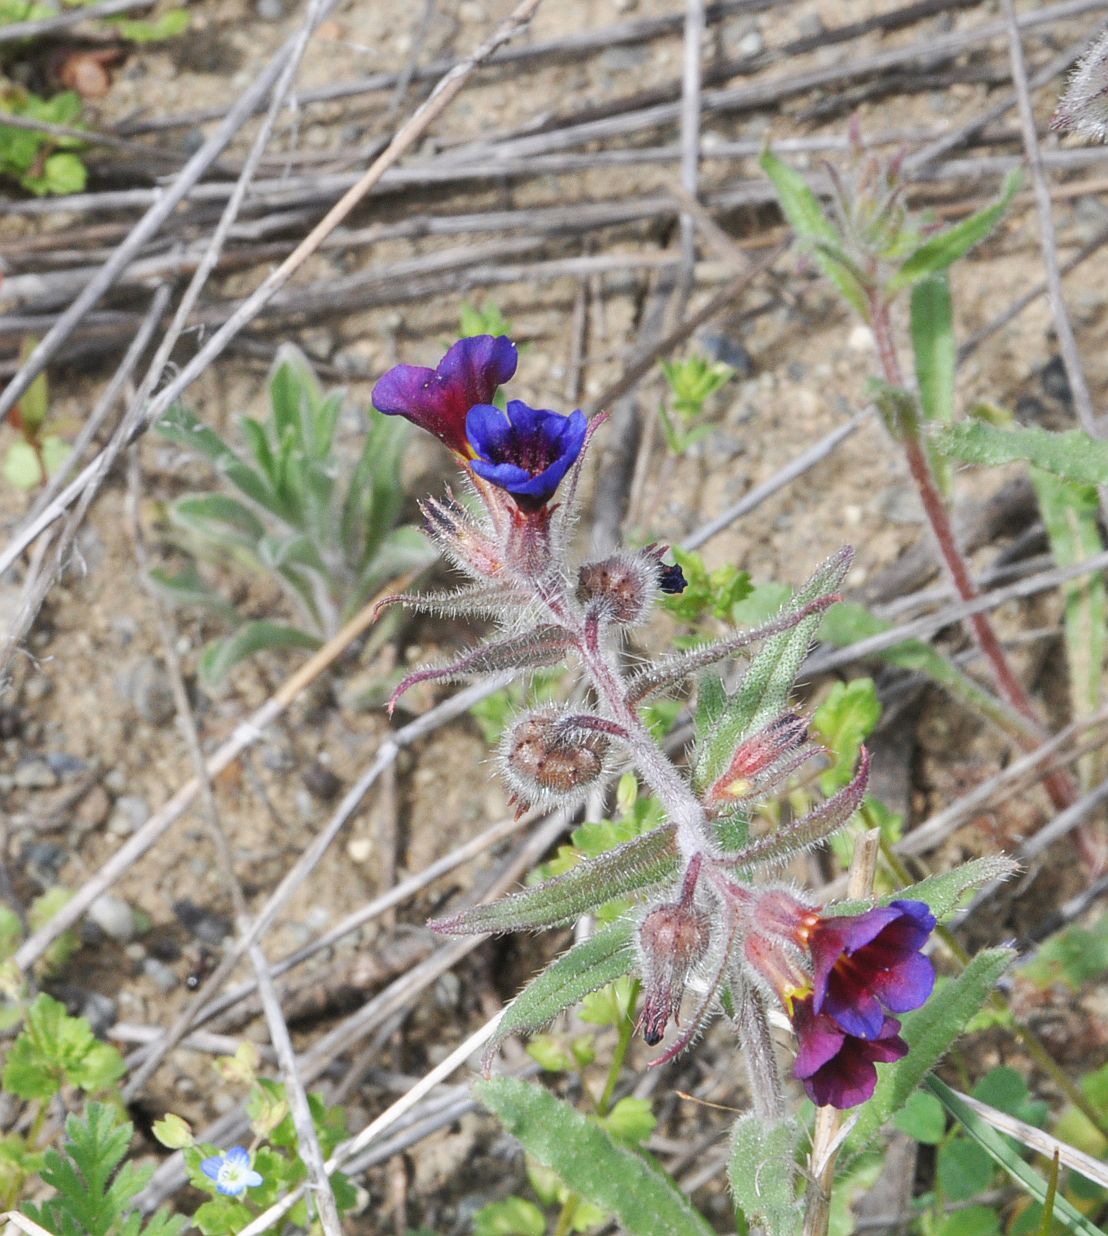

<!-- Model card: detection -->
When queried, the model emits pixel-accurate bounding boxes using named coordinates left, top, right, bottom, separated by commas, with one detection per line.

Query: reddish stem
left=869, top=296, right=1078, bottom=815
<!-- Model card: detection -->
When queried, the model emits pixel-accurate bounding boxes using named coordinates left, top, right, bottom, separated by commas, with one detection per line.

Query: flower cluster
left=374, top=335, right=939, bottom=1114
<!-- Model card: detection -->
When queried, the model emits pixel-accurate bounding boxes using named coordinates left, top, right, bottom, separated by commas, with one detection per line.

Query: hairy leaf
left=760, top=150, right=868, bottom=316
left=911, top=272, right=956, bottom=493
left=475, top=1078, right=713, bottom=1236
left=728, top=1114, right=803, bottom=1236
left=844, top=947, right=1015, bottom=1159
left=830, top=856, right=1017, bottom=922
left=198, top=621, right=319, bottom=685
left=932, top=420, right=1108, bottom=487
left=889, top=169, right=1021, bottom=291
left=695, top=548, right=852, bottom=791
left=433, top=825, right=678, bottom=935
left=484, top=919, right=636, bottom=1068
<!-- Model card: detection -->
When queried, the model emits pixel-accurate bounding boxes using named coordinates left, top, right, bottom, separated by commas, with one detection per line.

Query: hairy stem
left=869, top=295, right=1077, bottom=814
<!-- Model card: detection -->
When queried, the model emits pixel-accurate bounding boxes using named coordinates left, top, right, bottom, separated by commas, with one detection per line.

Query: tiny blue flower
left=200, top=1146, right=264, bottom=1197
left=466, top=399, right=588, bottom=511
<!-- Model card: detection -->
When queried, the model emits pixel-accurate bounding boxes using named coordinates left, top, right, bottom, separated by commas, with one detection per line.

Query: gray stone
left=89, top=894, right=137, bottom=943
left=143, top=958, right=179, bottom=993
left=108, top=795, right=150, bottom=837
left=13, top=756, right=57, bottom=789
left=173, top=899, right=231, bottom=946
left=81, top=991, right=118, bottom=1036
left=698, top=332, right=754, bottom=377
left=123, top=658, right=176, bottom=726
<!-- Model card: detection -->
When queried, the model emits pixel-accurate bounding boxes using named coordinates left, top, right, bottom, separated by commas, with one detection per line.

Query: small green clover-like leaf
left=152, top=1113, right=193, bottom=1151
left=526, top=1034, right=574, bottom=1073
left=40, top=151, right=87, bottom=195
left=892, top=1090, right=946, bottom=1144
left=812, top=677, right=881, bottom=794
left=932, top=1205, right=1002, bottom=1236
left=602, top=1097, right=656, bottom=1146
left=939, top=1134, right=996, bottom=1201
left=473, top=1196, right=546, bottom=1236
left=192, top=1198, right=254, bottom=1236
left=579, top=976, right=636, bottom=1029
left=3, top=440, right=44, bottom=489
left=110, top=8, right=189, bottom=41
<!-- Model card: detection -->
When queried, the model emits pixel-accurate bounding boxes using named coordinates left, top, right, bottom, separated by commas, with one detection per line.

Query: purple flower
left=200, top=1146, right=264, bottom=1197
left=808, top=899, right=936, bottom=1039
left=466, top=400, right=588, bottom=511
left=792, top=995, right=908, bottom=1109
left=372, top=335, right=518, bottom=456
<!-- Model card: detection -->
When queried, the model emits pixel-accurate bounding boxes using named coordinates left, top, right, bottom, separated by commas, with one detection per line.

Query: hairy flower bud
left=576, top=552, right=657, bottom=624
left=638, top=899, right=709, bottom=1046
left=706, top=712, right=810, bottom=807
left=501, top=706, right=609, bottom=808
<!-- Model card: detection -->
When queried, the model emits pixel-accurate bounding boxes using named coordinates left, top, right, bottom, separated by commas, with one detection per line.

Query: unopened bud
left=706, top=712, right=809, bottom=806
left=638, top=901, right=709, bottom=1046
left=576, top=552, right=656, bottom=624
left=502, top=707, right=608, bottom=807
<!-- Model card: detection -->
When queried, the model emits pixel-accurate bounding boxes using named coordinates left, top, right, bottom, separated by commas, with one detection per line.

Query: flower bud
left=638, top=901, right=709, bottom=1046
left=576, top=552, right=656, bottom=624
left=502, top=706, right=608, bottom=807
left=706, top=712, right=810, bottom=806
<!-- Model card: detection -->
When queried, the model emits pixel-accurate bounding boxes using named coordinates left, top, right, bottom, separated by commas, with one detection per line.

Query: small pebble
left=124, top=941, right=146, bottom=963
left=302, top=761, right=342, bottom=802
left=738, top=29, right=764, bottom=57
left=173, top=899, right=232, bottom=946
left=21, top=841, right=67, bottom=882
left=80, top=991, right=118, bottom=1036
left=13, top=756, right=58, bottom=789
left=89, top=894, right=137, bottom=943
left=699, top=332, right=754, bottom=377
left=121, top=658, right=176, bottom=727
left=108, top=795, right=150, bottom=837
left=347, top=837, right=373, bottom=863
left=1040, top=356, right=1073, bottom=409
left=143, top=958, right=179, bottom=993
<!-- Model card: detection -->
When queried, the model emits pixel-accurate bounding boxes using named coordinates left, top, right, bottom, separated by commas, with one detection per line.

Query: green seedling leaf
left=892, top=1090, right=946, bottom=1144
left=148, top=564, right=237, bottom=621
left=813, top=678, right=881, bottom=794
left=198, top=621, right=319, bottom=685
left=483, top=919, right=636, bottom=1068
left=433, top=825, right=679, bottom=935
left=728, top=1114, right=803, bottom=1236
left=525, top=1035, right=574, bottom=1074
left=933, top=1206, right=1002, bottom=1236
left=40, top=434, right=69, bottom=477
left=110, top=8, right=189, bottom=41
left=889, top=169, right=1021, bottom=292
left=603, top=1097, right=656, bottom=1146
left=926, top=1076, right=1106, bottom=1236
left=932, top=420, right=1108, bottom=487
left=476, top=1078, right=713, bottom=1236
left=171, top=493, right=266, bottom=546
left=473, top=1196, right=546, bottom=1236
left=3, top=993, right=125, bottom=1100
left=1017, top=914, right=1108, bottom=991
left=151, top=1114, right=193, bottom=1151
left=844, top=947, right=1015, bottom=1159
left=695, top=547, right=852, bottom=791
left=40, top=152, right=87, bottom=195
left=761, top=149, right=868, bottom=316
left=939, top=1134, right=996, bottom=1200
left=1032, top=471, right=1105, bottom=784
left=460, top=299, right=512, bottom=338
left=2, top=441, right=43, bottom=489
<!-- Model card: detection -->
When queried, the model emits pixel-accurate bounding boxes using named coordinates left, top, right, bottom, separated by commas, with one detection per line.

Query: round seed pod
left=502, top=706, right=609, bottom=806
left=576, top=552, right=657, bottom=624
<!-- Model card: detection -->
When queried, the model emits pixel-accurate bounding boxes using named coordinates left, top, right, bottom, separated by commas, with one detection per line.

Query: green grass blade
left=925, top=1077, right=1106, bottom=1236
left=475, top=1077, right=713, bottom=1236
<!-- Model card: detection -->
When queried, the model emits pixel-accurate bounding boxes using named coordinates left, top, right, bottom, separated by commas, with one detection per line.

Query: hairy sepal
left=388, top=625, right=574, bottom=714
left=721, top=747, right=870, bottom=867
left=694, top=547, right=852, bottom=791
left=432, top=824, right=679, bottom=935
left=482, top=918, right=636, bottom=1072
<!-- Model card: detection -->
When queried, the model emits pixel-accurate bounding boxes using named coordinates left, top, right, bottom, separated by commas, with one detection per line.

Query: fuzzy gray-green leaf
left=728, top=1114, right=803, bottom=1236
left=199, top=621, right=320, bottom=685
left=829, top=856, right=1017, bottom=921
left=844, top=947, right=1015, bottom=1160
left=475, top=1078, right=713, bottom=1236
left=931, top=420, right=1108, bottom=487
left=484, top=919, right=636, bottom=1065
left=432, top=825, right=678, bottom=935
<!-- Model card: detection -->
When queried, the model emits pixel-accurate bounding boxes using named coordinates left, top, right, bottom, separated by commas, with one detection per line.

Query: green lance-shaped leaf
left=170, top=493, right=267, bottom=549
left=432, top=825, right=679, bottom=935
left=198, top=621, right=320, bottom=685
left=888, top=169, right=1021, bottom=292
left=843, top=946, right=1015, bottom=1162
left=819, top=601, right=1032, bottom=744
left=925, top=1077, right=1106, bottom=1236
left=475, top=1077, right=714, bottom=1236
left=483, top=919, right=636, bottom=1068
left=148, top=564, right=238, bottom=622
left=695, top=547, right=852, bottom=792
left=932, top=419, right=1108, bottom=487
left=910, top=272, right=956, bottom=495
left=829, top=855, right=1018, bottom=921
left=1032, top=471, right=1105, bottom=784
left=760, top=149, right=868, bottom=317
left=728, top=1114, right=804, bottom=1236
